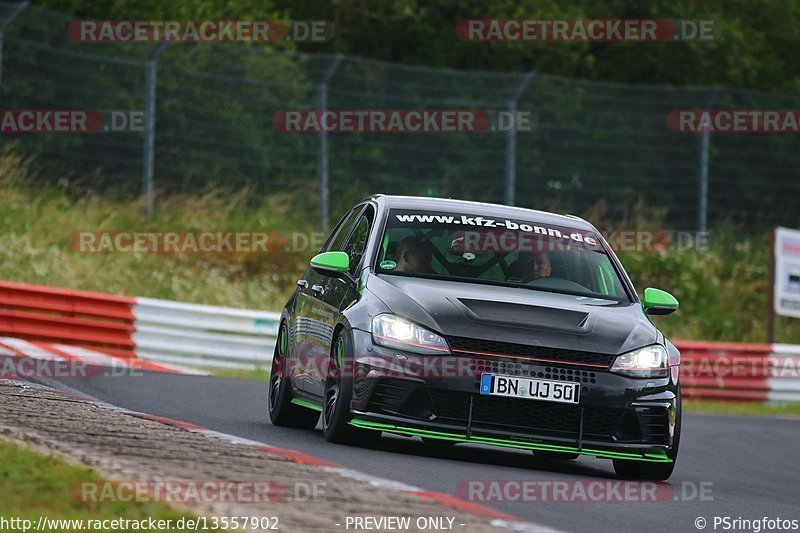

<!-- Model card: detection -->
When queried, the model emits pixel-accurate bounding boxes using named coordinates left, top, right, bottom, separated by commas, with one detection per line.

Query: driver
left=394, top=235, right=433, bottom=274
left=508, top=251, right=552, bottom=282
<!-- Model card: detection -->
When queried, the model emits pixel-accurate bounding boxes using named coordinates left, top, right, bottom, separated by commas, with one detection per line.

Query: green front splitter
left=349, top=417, right=672, bottom=463
left=291, top=397, right=323, bottom=412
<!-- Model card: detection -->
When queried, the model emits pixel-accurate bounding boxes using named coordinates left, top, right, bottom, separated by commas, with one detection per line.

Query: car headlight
left=371, top=314, right=451, bottom=355
left=610, top=345, right=668, bottom=378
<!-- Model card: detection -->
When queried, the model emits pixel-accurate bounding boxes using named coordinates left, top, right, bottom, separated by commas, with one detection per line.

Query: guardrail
left=677, top=341, right=800, bottom=402
left=0, top=280, right=136, bottom=358
left=132, top=298, right=279, bottom=370
left=1, top=280, right=799, bottom=396
left=0, top=280, right=278, bottom=372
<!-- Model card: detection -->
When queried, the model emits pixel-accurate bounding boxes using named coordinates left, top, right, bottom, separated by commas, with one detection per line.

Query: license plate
left=480, top=374, right=580, bottom=404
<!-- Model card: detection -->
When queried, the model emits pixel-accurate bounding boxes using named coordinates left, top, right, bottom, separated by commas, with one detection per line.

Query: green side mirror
left=310, top=251, right=349, bottom=275
left=643, top=288, right=679, bottom=316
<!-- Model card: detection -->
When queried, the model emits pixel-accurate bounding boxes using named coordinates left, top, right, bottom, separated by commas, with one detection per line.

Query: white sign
left=775, top=227, right=800, bottom=319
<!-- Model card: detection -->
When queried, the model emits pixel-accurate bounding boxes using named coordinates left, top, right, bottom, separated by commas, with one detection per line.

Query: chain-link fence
left=1, top=2, right=799, bottom=231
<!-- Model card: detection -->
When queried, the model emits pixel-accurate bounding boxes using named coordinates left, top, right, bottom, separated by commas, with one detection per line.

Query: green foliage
left=5, top=2, right=798, bottom=232
left=586, top=199, right=798, bottom=343
left=0, top=152, right=314, bottom=308
left=619, top=231, right=783, bottom=343
left=33, top=0, right=800, bottom=95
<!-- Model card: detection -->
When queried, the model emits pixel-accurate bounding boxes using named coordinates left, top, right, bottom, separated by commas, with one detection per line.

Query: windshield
left=376, top=209, right=630, bottom=302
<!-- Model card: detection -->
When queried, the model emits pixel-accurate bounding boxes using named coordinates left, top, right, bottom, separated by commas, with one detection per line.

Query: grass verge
left=684, top=400, right=800, bottom=417
left=209, top=367, right=270, bottom=381
left=0, top=438, right=222, bottom=532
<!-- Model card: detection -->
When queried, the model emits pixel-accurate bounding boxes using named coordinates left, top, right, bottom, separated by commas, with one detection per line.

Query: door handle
left=296, top=279, right=308, bottom=288
left=311, top=284, right=325, bottom=296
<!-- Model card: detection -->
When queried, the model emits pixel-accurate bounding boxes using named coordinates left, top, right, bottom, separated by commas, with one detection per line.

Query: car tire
left=268, top=322, right=320, bottom=428
left=613, top=391, right=681, bottom=480
left=533, top=451, right=580, bottom=461
left=322, top=332, right=381, bottom=446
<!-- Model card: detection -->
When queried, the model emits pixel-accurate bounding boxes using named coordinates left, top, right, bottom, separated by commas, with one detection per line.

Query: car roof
left=368, top=195, right=596, bottom=230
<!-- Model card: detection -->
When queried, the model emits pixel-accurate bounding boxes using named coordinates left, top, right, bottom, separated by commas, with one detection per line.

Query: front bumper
left=349, top=330, right=678, bottom=463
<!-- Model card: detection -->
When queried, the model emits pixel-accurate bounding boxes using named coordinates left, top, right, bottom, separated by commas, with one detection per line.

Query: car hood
left=366, top=274, right=658, bottom=356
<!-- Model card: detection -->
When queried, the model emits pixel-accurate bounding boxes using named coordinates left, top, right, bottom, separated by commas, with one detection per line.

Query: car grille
left=365, top=379, right=437, bottom=420
left=428, top=389, right=625, bottom=439
left=636, top=406, right=670, bottom=444
left=367, top=379, right=409, bottom=413
left=468, top=359, right=598, bottom=385
left=364, top=381, right=670, bottom=445
left=447, top=336, right=615, bottom=368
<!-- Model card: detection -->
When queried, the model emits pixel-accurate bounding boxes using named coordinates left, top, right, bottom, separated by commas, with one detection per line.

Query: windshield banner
left=390, top=211, right=602, bottom=253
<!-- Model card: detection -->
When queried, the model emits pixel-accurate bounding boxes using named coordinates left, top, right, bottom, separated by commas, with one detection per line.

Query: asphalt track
left=25, top=367, right=800, bottom=533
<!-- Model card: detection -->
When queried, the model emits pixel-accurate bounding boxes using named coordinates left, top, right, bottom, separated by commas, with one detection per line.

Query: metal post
left=318, top=55, right=342, bottom=232
left=504, top=71, right=535, bottom=206
left=0, top=1, right=29, bottom=102
left=142, top=40, right=168, bottom=221
left=768, top=228, right=777, bottom=343
left=698, top=86, right=720, bottom=234
left=504, top=99, right=518, bottom=206
left=698, top=132, right=710, bottom=234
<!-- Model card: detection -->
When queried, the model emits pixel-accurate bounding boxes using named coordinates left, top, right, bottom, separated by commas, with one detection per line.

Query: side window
left=323, top=206, right=364, bottom=253
left=340, top=208, right=374, bottom=276
left=596, top=260, right=622, bottom=297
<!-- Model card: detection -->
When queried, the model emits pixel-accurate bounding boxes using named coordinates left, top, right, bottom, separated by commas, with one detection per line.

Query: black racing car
left=269, top=195, right=681, bottom=480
